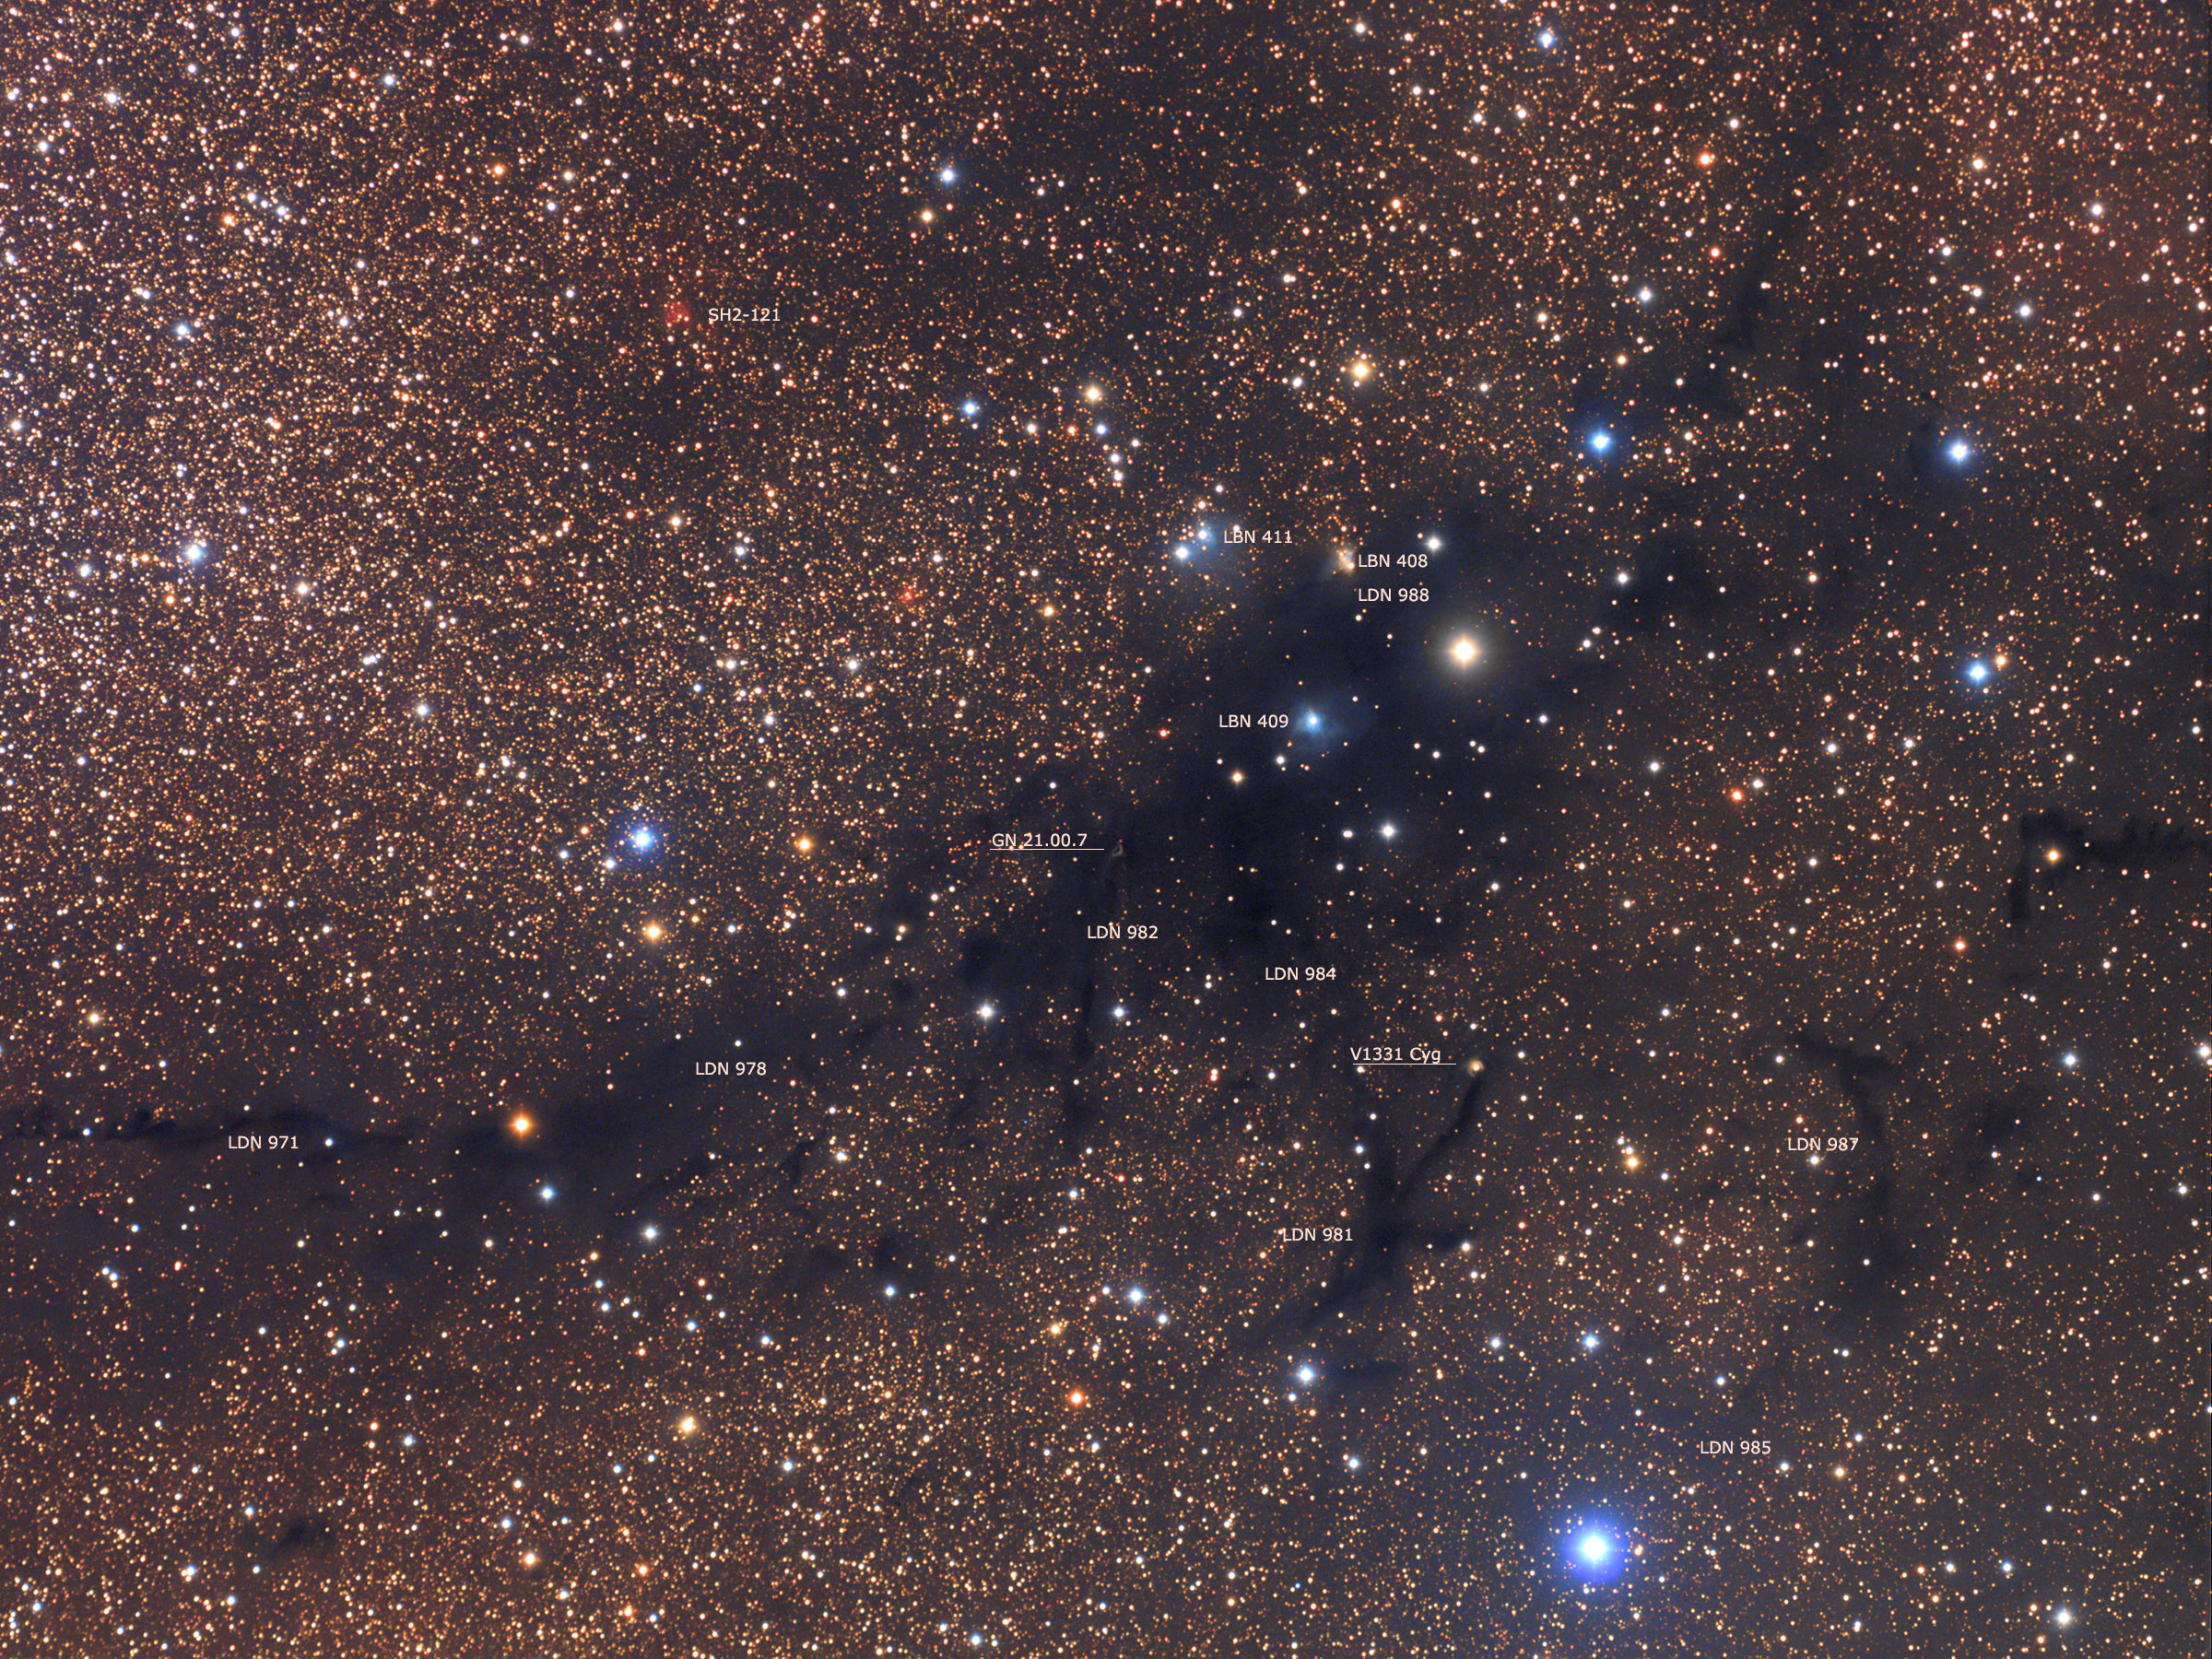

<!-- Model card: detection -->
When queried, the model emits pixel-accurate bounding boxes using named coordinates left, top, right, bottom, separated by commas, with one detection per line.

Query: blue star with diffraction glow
left=1566, top=1521, right=1627, bottom=1583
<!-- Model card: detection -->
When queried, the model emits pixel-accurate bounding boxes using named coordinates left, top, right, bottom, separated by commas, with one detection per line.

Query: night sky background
left=0, top=0, right=2205, bottom=1653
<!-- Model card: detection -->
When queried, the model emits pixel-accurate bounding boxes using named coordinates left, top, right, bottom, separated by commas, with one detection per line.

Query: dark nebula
left=0, top=0, right=2201, bottom=1653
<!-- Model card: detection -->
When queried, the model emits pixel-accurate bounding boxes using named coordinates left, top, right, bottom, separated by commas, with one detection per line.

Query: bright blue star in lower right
left=1566, top=1521, right=1628, bottom=1583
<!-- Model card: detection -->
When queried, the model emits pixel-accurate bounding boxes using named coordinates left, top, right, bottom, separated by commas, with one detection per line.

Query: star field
left=0, top=0, right=2203, bottom=1653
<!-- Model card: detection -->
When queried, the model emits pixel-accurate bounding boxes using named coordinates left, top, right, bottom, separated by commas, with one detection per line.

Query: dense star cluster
left=0, top=0, right=2203, bottom=1653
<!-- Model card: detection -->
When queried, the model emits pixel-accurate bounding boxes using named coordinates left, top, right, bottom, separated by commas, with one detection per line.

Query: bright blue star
left=1947, top=439, right=1972, bottom=464
left=1566, top=1530, right=1637, bottom=1593
left=961, top=400, right=980, bottom=418
left=182, top=541, right=206, bottom=564
left=1586, top=429, right=1615, bottom=455
left=628, top=826, right=658, bottom=853
left=1964, top=659, right=1992, bottom=686
left=1566, top=1522, right=1628, bottom=1583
